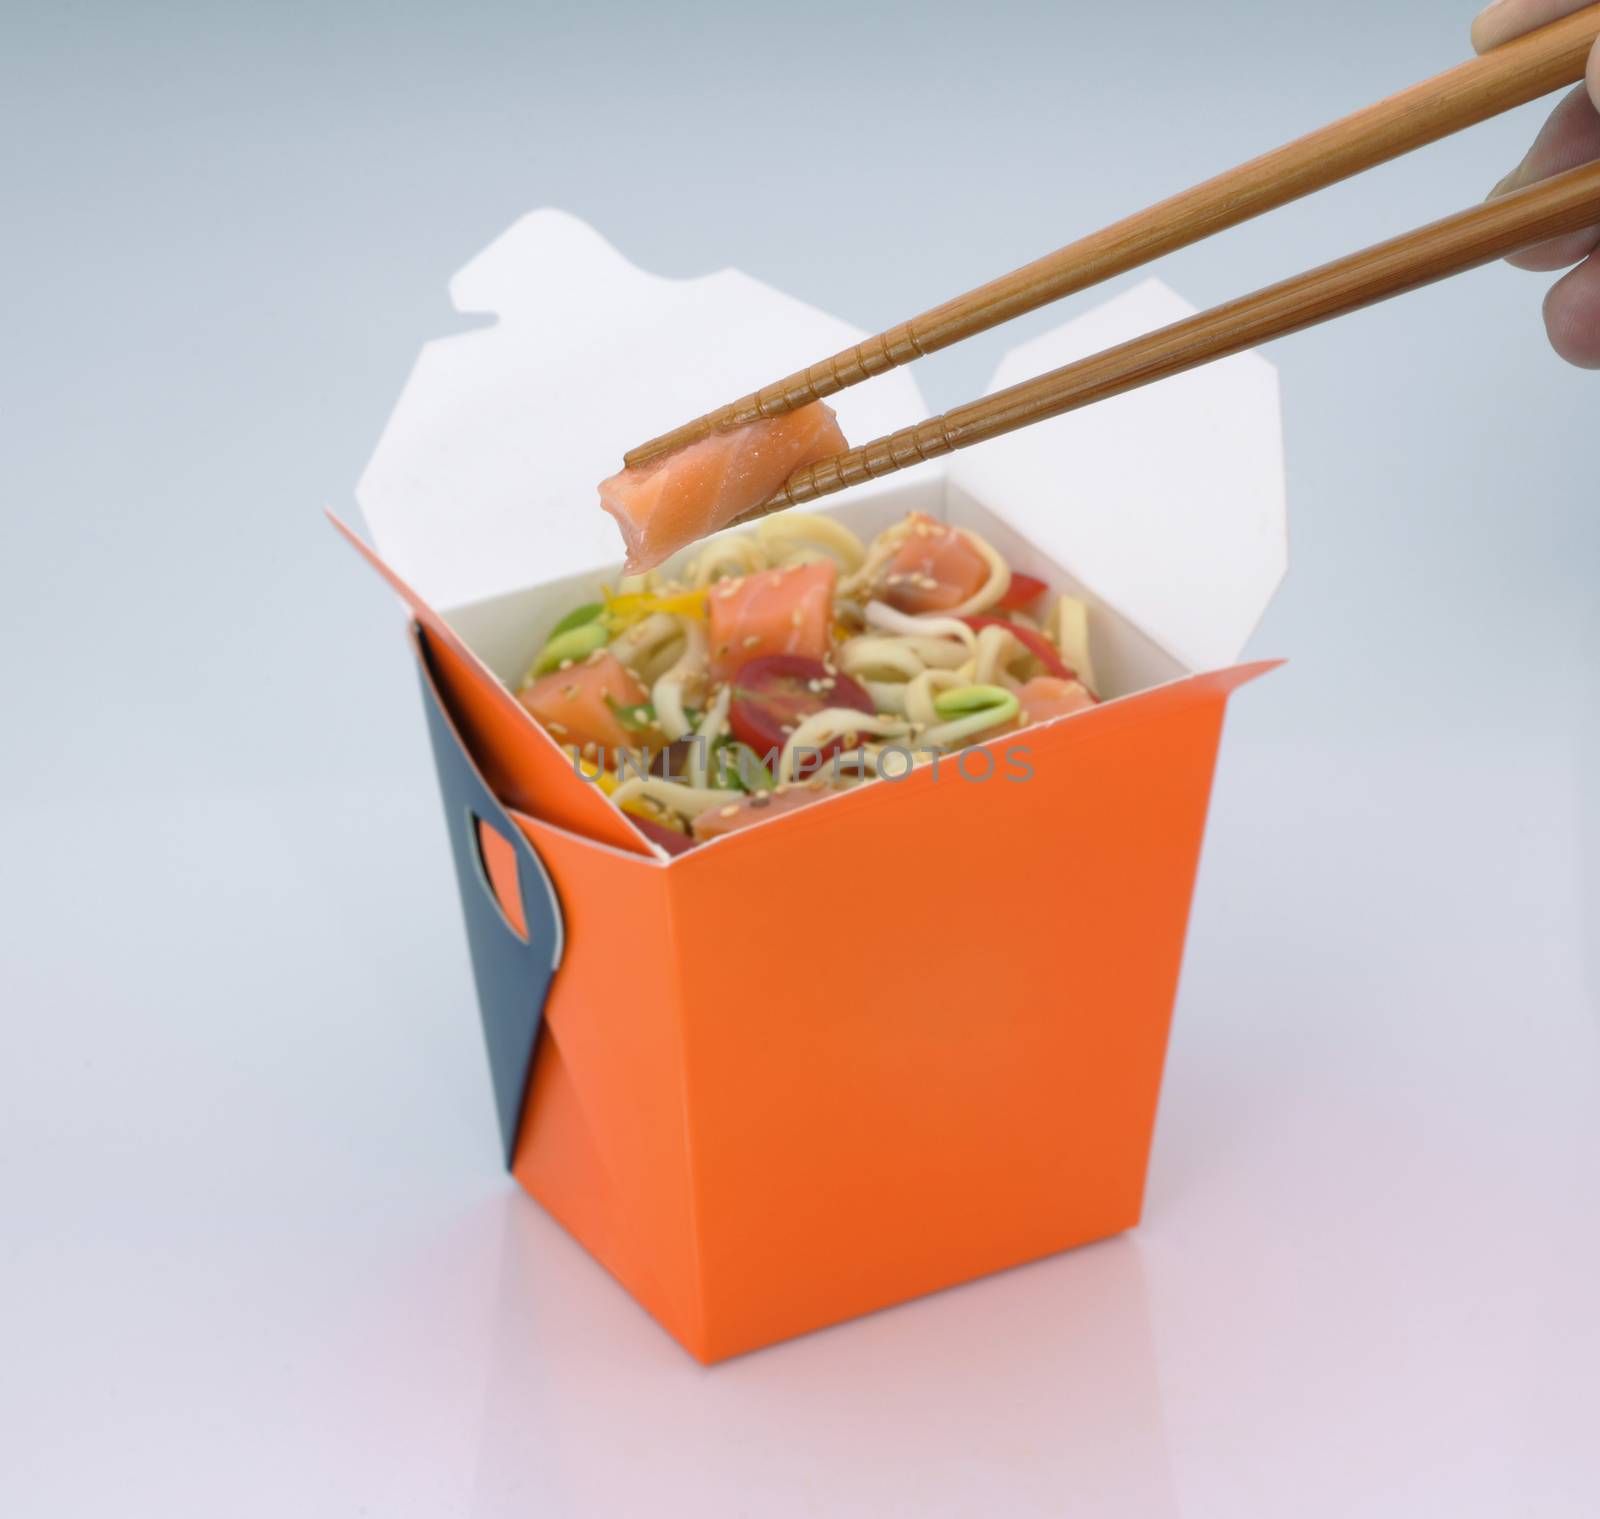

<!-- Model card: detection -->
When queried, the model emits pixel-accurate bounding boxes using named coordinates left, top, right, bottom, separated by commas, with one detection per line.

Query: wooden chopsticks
left=725, top=159, right=1600, bottom=522
left=624, top=4, right=1600, bottom=473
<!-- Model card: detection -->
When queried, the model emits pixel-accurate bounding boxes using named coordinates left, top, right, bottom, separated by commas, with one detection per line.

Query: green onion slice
left=932, top=684, right=1019, bottom=721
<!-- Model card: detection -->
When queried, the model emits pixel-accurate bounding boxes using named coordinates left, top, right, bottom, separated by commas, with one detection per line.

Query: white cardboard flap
left=947, top=280, right=1287, bottom=672
left=356, top=209, right=931, bottom=610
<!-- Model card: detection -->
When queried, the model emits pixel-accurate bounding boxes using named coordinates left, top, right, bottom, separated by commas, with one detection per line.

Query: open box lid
left=947, top=281, right=1286, bottom=671
left=356, top=209, right=929, bottom=612
left=356, top=210, right=1286, bottom=670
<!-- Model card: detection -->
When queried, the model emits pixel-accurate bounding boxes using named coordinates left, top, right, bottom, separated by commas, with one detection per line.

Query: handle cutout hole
left=473, top=813, right=529, bottom=942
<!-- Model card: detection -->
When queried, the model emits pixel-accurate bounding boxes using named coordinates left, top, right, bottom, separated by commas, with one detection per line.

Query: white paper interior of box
left=356, top=208, right=931, bottom=613
left=354, top=208, right=1286, bottom=682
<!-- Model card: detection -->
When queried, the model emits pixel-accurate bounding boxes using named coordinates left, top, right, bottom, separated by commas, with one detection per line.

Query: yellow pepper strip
left=601, top=586, right=709, bottom=631
left=618, top=794, right=692, bottom=840
left=575, top=756, right=673, bottom=823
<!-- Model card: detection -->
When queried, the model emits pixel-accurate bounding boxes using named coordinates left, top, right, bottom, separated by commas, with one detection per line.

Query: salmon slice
left=878, top=513, right=991, bottom=614
left=1013, top=675, right=1097, bottom=729
left=691, top=778, right=834, bottom=842
left=598, top=402, right=848, bottom=573
left=518, top=650, right=653, bottom=755
left=707, top=560, right=837, bottom=679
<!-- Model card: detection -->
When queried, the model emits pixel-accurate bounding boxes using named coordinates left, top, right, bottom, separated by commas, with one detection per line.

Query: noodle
left=863, top=600, right=978, bottom=649
left=612, top=611, right=681, bottom=679
left=836, top=637, right=925, bottom=682
left=687, top=535, right=768, bottom=587
left=779, top=710, right=910, bottom=782
left=918, top=701, right=1018, bottom=751
left=1052, top=595, right=1097, bottom=689
left=755, top=512, right=866, bottom=572
left=903, top=668, right=964, bottom=729
left=651, top=616, right=707, bottom=740
left=970, top=624, right=1022, bottom=686
left=938, top=529, right=1011, bottom=618
left=689, top=683, right=733, bottom=790
left=513, top=509, right=1101, bottom=849
left=611, top=776, right=733, bottom=820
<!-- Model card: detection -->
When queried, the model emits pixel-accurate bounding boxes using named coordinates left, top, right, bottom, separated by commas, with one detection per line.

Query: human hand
left=1473, top=0, right=1600, bottom=366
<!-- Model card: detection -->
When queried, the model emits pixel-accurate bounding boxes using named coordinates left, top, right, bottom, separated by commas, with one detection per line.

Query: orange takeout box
left=336, top=211, right=1287, bottom=1363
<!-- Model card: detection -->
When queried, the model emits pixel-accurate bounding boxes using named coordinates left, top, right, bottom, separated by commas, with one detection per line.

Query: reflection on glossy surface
left=471, top=1201, right=1175, bottom=1517
left=3, top=743, right=1598, bottom=1514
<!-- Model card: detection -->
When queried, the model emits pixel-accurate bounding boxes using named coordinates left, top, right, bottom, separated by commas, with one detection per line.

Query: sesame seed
left=558, top=658, right=574, bottom=671
left=633, top=708, right=649, bottom=722
left=562, top=684, right=579, bottom=699
left=742, top=634, right=761, bottom=648
left=719, top=804, right=740, bottom=818
left=547, top=721, right=569, bottom=735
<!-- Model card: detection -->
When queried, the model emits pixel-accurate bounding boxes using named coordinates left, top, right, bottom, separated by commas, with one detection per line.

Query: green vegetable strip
left=932, top=684, right=1017, bottom=720
left=922, top=684, right=1021, bottom=747
left=529, top=620, right=609, bottom=676
left=547, top=602, right=604, bottom=638
left=728, top=742, right=775, bottom=792
left=706, top=739, right=775, bottom=792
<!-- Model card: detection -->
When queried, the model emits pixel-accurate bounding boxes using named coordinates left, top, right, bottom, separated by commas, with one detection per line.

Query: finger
left=1491, top=85, right=1600, bottom=269
left=1542, top=246, right=1600, bottom=365
left=1472, top=0, right=1593, bottom=55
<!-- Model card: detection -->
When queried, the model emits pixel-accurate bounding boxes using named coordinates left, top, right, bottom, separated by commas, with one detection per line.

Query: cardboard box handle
left=416, top=630, right=565, bottom=1167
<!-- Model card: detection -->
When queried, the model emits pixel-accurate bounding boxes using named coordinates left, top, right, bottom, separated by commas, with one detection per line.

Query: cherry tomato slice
left=993, top=572, right=1048, bottom=613
left=728, top=655, right=875, bottom=764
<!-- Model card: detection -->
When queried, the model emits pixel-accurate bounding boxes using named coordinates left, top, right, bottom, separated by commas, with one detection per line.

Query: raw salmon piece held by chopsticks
left=598, top=402, right=846, bottom=573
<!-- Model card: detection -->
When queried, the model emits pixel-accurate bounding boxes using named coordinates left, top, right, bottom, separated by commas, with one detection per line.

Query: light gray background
left=3, top=2, right=1596, bottom=1514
